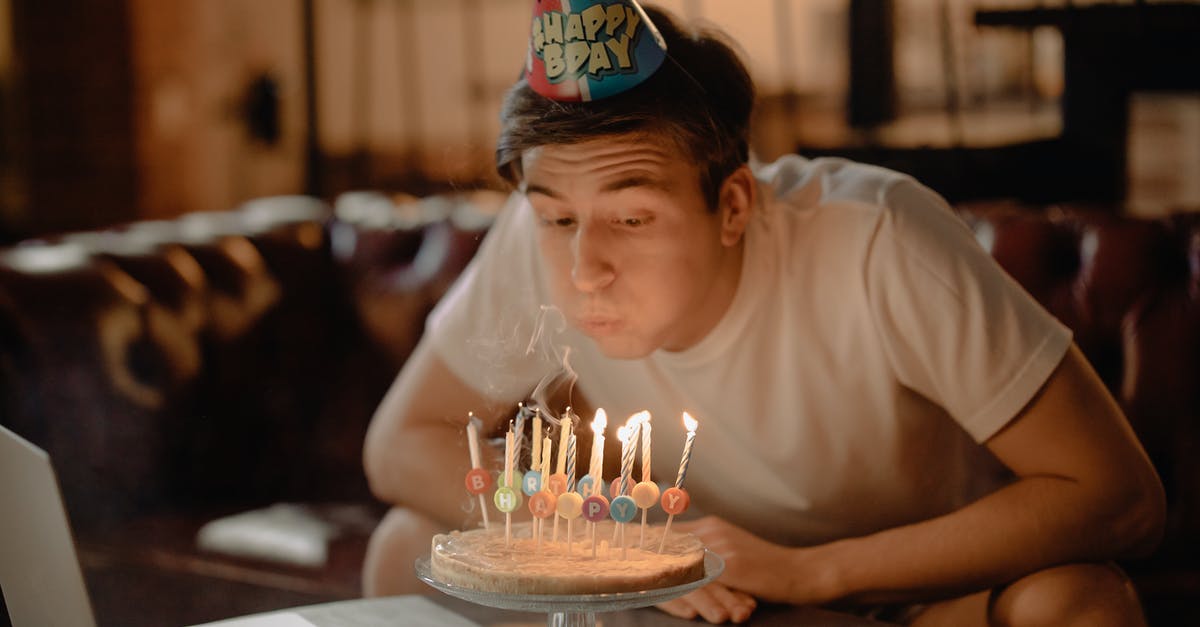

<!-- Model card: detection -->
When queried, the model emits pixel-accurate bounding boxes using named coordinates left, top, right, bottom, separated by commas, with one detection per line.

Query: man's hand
left=655, top=516, right=836, bottom=623
left=656, top=580, right=756, bottom=624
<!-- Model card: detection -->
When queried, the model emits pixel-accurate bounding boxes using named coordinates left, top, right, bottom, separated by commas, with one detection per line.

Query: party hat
left=525, top=0, right=667, bottom=102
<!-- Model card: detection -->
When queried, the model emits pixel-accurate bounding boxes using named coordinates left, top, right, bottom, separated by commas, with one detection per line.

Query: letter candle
left=658, top=412, right=698, bottom=553
left=587, top=409, right=608, bottom=558
left=636, top=411, right=658, bottom=547
left=503, top=427, right=515, bottom=546
left=587, top=408, right=607, bottom=493
left=611, top=414, right=642, bottom=548
left=551, top=410, right=573, bottom=544
left=513, top=403, right=530, bottom=466
left=530, top=413, right=543, bottom=541
left=464, top=413, right=491, bottom=530
left=533, top=437, right=553, bottom=550
left=559, top=433, right=580, bottom=555
left=615, top=422, right=638, bottom=559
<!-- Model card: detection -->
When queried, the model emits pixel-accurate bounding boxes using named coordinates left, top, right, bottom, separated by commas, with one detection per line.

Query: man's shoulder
left=754, top=154, right=915, bottom=211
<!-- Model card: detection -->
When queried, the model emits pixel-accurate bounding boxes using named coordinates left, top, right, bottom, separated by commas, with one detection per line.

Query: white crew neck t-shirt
left=427, top=155, right=1071, bottom=546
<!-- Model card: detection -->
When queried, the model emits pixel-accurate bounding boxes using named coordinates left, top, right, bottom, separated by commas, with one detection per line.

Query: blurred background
left=1, top=1, right=1199, bottom=626
left=1, top=0, right=1196, bottom=243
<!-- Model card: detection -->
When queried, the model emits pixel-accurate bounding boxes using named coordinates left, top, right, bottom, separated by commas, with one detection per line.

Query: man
left=363, top=4, right=1164, bottom=625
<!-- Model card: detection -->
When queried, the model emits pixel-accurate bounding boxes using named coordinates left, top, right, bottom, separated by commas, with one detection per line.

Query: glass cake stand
left=415, top=550, right=724, bottom=627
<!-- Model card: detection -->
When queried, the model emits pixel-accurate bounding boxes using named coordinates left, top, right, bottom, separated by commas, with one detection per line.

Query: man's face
left=521, top=135, right=744, bottom=359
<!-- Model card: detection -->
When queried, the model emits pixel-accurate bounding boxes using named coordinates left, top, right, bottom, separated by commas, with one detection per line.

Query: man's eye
left=537, top=215, right=576, bottom=228
left=619, top=216, right=652, bottom=227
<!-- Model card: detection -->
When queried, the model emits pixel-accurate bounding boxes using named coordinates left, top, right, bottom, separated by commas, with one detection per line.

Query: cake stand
left=415, top=550, right=724, bottom=627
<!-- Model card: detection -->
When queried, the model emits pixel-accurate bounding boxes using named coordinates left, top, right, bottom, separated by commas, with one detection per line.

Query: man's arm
left=363, top=336, right=513, bottom=528
left=696, top=344, right=1166, bottom=606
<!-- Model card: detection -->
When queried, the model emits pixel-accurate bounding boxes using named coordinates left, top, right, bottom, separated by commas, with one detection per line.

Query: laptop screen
left=0, top=425, right=96, bottom=627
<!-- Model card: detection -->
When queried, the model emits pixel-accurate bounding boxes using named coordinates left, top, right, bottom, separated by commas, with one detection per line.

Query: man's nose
left=570, top=225, right=615, bottom=293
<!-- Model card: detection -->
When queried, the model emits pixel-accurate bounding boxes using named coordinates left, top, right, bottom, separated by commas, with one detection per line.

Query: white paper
left=193, top=611, right=318, bottom=627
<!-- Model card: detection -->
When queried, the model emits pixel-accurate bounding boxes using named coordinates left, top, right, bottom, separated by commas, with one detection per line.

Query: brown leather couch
left=959, top=202, right=1200, bottom=624
left=0, top=192, right=1195, bottom=625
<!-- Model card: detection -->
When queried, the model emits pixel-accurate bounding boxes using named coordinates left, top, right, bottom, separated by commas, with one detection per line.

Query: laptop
left=0, top=424, right=96, bottom=627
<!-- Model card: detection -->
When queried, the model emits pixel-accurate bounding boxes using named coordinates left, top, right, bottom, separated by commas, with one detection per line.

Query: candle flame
left=682, top=411, right=698, bottom=432
left=591, top=407, right=608, bottom=433
left=617, top=424, right=632, bottom=443
left=630, top=410, right=651, bottom=426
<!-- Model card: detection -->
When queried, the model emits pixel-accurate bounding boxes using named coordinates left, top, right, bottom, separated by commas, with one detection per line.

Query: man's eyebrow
left=523, top=182, right=560, bottom=199
left=524, top=174, right=671, bottom=199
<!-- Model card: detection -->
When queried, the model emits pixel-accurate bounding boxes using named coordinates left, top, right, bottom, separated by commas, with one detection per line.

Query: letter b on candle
left=464, top=468, right=492, bottom=495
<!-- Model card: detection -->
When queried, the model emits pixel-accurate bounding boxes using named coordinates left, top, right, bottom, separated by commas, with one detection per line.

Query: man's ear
left=718, top=165, right=755, bottom=247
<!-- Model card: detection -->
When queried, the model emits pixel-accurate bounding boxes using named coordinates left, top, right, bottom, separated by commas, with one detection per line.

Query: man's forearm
left=795, top=475, right=1159, bottom=606
left=367, top=422, right=498, bottom=528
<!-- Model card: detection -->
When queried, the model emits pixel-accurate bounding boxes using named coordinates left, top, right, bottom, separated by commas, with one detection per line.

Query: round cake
left=430, top=520, right=706, bottom=594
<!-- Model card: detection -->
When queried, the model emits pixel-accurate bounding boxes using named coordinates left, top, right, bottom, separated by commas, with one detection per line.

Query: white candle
left=532, top=409, right=543, bottom=472
left=639, top=412, right=652, bottom=482
left=466, top=412, right=489, bottom=529
left=674, top=412, right=698, bottom=489
left=618, top=418, right=639, bottom=496
left=504, top=427, right=514, bottom=489
left=588, top=408, right=608, bottom=495
left=504, top=426, right=514, bottom=546
left=540, top=437, right=552, bottom=484
left=466, top=412, right=483, bottom=469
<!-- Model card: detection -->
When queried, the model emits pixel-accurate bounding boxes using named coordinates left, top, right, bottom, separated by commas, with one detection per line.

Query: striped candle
left=674, top=412, right=698, bottom=489
left=513, top=403, right=530, bottom=467
left=618, top=425, right=635, bottom=496
left=565, top=434, right=577, bottom=492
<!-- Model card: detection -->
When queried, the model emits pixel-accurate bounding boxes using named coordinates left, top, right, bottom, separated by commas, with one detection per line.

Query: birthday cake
left=430, top=520, right=705, bottom=594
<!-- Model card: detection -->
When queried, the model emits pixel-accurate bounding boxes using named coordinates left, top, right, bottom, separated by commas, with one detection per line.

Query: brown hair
left=495, top=5, right=755, bottom=211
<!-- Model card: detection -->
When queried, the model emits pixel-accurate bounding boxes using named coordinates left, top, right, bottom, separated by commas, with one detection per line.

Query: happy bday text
left=531, top=4, right=643, bottom=80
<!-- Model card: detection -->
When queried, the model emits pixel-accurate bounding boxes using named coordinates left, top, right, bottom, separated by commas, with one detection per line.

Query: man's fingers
left=684, top=586, right=732, bottom=623
left=708, top=582, right=757, bottom=623
left=656, top=597, right=698, bottom=620
left=656, top=583, right=758, bottom=624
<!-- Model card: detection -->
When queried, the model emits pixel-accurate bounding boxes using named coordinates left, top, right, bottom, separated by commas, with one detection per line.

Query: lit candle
left=465, top=412, right=490, bottom=530
left=587, top=408, right=608, bottom=558
left=587, top=408, right=607, bottom=496
left=615, top=421, right=639, bottom=559
left=552, top=410, right=573, bottom=545
left=618, top=418, right=639, bottom=496
left=674, top=412, right=698, bottom=489
left=660, top=412, right=699, bottom=553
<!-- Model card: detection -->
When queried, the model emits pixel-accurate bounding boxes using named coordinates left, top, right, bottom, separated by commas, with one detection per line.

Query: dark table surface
left=194, top=594, right=896, bottom=626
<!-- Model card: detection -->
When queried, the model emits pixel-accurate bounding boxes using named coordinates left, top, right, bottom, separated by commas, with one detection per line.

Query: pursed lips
left=575, top=315, right=623, bottom=335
